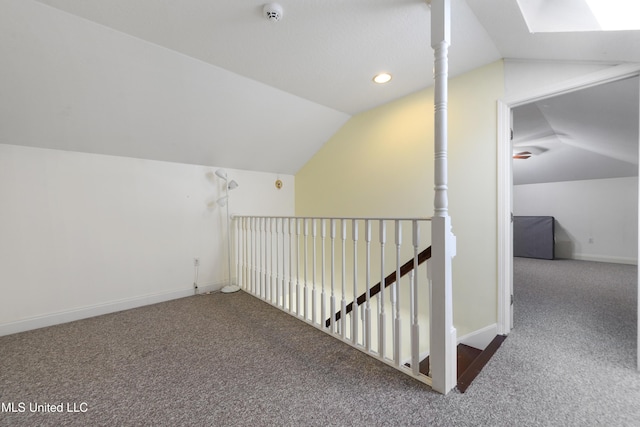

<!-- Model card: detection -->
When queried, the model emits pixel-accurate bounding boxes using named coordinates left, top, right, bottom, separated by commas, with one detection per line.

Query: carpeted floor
left=0, top=257, right=638, bottom=426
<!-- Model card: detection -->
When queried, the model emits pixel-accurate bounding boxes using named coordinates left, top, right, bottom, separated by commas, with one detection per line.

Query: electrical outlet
left=194, top=258, right=200, bottom=266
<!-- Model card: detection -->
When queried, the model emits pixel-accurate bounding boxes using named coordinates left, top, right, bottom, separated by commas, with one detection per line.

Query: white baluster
left=280, top=218, right=287, bottom=310
left=236, top=217, right=242, bottom=290
left=330, top=219, right=336, bottom=333
left=321, top=219, right=327, bottom=329
left=289, top=218, right=294, bottom=313
left=251, top=218, right=256, bottom=295
left=411, top=220, right=420, bottom=376
left=341, top=219, right=347, bottom=339
left=379, top=220, right=387, bottom=359
left=312, top=219, right=318, bottom=325
left=393, top=220, right=402, bottom=366
left=264, top=218, right=273, bottom=304
left=352, top=219, right=359, bottom=345
left=265, top=218, right=269, bottom=301
left=271, top=217, right=276, bottom=304
left=304, top=218, right=309, bottom=321
left=296, top=218, right=301, bottom=317
left=236, top=217, right=244, bottom=289
left=269, top=218, right=278, bottom=304
left=427, top=257, right=433, bottom=378
left=275, top=218, right=280, bottom=306
left=364, top=219, right=372, bottom=352
left=242, top=217, right=248, bottom=290
left=258, top=218, right=263, bottom=299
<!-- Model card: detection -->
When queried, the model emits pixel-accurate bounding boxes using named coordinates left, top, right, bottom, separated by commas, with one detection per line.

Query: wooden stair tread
left=409, top=343, right=482, bottom=378
left=406, top=335, right=506, bottom=393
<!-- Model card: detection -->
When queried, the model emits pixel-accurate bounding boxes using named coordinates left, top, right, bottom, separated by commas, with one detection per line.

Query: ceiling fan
left=513, top=151, right=532, bottom=160
left=512, top=130, right=569, bottom=159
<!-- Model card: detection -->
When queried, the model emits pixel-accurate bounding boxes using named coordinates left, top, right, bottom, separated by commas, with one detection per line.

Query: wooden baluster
left=341, top=219, right=347, bottom=339
left=411, top=220, right=420, bottom=376
left=379, top=220, right=387, bottom=359
left=393, top=220, right=402, bottom=366
left=364, top=219, right=372, bottom=352
left=330, top=219, right=336, bottom=333
left=312, top=219, right=317, bottom=325
left=351, top=219, right=359, bottom=345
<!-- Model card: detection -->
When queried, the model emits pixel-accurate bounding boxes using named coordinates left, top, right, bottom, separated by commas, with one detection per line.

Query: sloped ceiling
left=513, top=77, right=639, bottom=185
left=31, top=0, right=501, bottom=115
left=2, top=0, right=640, bottom=178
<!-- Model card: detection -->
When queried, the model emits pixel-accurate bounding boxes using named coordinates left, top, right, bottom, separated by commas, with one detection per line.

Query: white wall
left=514, top=177, right=638, bottom=264
left=0, top=144, right=294, bottom=336
left=296, top=61, right=505, bottom=338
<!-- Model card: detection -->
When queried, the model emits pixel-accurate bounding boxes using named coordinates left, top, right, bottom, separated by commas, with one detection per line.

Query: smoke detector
left=263, top=3, right=283, bottom=22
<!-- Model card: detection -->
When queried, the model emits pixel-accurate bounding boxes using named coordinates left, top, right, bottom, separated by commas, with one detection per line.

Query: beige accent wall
left=295, top=61, right=505, bottom=337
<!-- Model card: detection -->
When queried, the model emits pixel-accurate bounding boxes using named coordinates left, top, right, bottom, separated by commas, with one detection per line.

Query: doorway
left=497, top=64, right=640, bottom=369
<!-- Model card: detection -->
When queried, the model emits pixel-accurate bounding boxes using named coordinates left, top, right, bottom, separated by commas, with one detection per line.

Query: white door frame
left=497, top=64, right=640, bottom=369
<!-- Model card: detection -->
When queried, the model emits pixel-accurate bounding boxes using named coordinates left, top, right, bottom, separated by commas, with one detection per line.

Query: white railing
left=232, top=216, right=433, bottom=386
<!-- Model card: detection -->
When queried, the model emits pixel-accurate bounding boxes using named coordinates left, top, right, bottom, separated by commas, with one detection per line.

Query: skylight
left=516, top=0, right=640, bottom=33
left=585, top=0, right=640, bottom=31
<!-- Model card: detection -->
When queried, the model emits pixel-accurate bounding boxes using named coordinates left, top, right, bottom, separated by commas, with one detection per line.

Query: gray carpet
left=1, top=258, right=638, bottom=426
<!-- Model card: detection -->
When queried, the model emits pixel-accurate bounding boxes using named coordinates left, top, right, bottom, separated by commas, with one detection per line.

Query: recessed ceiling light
left=373, top=73, right=392, bottom=84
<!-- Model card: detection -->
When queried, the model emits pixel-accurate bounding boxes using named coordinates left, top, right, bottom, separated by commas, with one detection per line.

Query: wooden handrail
left=325, top=246, right=432, bottom=327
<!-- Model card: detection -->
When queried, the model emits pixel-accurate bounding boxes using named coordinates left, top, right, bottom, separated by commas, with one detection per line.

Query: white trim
left=498, top=62, right=640, bottom=367
left=458, top=323, right=498, bottom=351
left=569, top=254, right=638, bottom=265
left=502, top=63, right=640, bottom=107
left=0, top=282, right=224, bottom=337
left=497, top=100, right=513, bottom=336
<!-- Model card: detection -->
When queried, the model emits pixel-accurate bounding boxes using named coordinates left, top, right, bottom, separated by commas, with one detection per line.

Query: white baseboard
left=571, top=253, right=637, bottom=265
left=0, top=281, right=225, bottom=337
left=457, top=323, right=498, bottom=350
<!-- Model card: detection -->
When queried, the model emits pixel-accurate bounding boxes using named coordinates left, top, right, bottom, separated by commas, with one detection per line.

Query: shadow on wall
left=554, top=220, right=575, bottom=259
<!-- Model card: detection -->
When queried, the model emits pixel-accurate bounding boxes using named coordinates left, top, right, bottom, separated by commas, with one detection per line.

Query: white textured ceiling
left=6, top=0, right=640, bottom=178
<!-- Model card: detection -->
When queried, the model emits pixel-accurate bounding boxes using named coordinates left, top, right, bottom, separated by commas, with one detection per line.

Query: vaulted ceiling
left=513, top=76, right=639, bottom=185
left=3, top=0, right=640, bottom=178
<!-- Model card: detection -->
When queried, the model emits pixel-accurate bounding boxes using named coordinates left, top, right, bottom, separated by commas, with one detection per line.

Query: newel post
left=429, top=0, right=457, bottom=395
